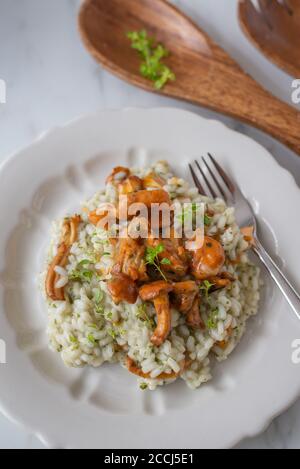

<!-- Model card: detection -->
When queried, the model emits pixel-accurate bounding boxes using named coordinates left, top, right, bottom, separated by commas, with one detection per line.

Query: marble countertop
left=0, top=0, right=299, bottom=449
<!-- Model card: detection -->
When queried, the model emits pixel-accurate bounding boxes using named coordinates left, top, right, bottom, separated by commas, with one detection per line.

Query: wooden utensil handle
left=192, top=72, right=300, bottom=155
left=233, top=85, right=300, bottom=155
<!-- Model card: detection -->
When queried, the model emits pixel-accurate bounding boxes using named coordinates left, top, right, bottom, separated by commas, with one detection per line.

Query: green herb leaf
left=206, top=308, right=219, bottom=330
left=108, top=328, right=117, bottom=339
left=95, top=304, right=104, bottom=316
left=137, top=303, right=155, bottom=330
left=87, top=333, right=96, bottom=345
left=199, top=280, right=215, bottom=299
left=127, top=30, right=175, bottom=90
left=93, top=289, right=104, bottom=304
left=77, top=259, right=91, bottom=267
left=204, top=214, right=212, bottom=226
left=69, top=262, right=94, bottom=283
left=140, top=382, right=148, bottom=390
left=161, top=258, right=171, bottom=265
left=69, top=335, right=78, bottom=344
left=145, top=244, right=168, bottom=281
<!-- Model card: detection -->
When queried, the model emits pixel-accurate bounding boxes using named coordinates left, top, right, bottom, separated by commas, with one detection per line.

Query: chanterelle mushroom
left=171, top=281, right=198, bottom=312
left=118, top=189, right=171, bottom=222
left=107, top=273, right=138, bottom=305
left=139, top=281, right=173, bottom=346
left=171, top=281, right=203, bottom=328
left=190, top=236, right=225, bottom=280
left=118, top=175, right=143, bottom=195
left=111, top=232, right=148, bottom=282
left=45, top=215, right=81, bottom=301
left=105, top=166, right=130, bottom=185
left=142, top=172, right=166, bottom=189
left=186, top=296, right=204, bottom=329
left=146, top=231, right=188, bottom=279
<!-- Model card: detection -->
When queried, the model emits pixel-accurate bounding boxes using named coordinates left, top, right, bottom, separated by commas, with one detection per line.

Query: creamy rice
left=43, top=161, right=261, bottom=390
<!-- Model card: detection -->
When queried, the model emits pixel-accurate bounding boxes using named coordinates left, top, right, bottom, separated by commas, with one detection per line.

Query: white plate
left=0, top=108, right=299, bottom=449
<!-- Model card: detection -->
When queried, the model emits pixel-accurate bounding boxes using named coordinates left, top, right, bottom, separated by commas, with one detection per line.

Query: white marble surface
left=0, top=0, right=299, bottom=449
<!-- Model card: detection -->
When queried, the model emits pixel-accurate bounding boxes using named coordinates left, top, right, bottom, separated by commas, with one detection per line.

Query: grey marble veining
left=0, top=0, right=299, bottom=449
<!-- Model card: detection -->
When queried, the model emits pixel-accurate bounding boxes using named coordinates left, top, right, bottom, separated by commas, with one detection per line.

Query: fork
left=189, top=154, right=300, bottom=319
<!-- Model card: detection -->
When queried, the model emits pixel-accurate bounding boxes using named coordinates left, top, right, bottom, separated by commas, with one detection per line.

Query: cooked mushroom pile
left=44, top=162, right=260, bottom=389
left=46, top=167, right=237, bottom=347
left=100, top=167, right=235, bottom=349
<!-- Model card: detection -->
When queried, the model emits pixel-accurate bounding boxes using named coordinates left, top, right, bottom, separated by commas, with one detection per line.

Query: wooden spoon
left=78, top=0, right=300, bottom=155
left=239, top=0, right=300, bottom=78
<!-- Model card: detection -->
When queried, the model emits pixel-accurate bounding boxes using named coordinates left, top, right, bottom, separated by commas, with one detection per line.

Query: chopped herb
left=204, top=214, right=212, bottom=226
left=89, top=323, right=99, bottom=330
left=206, top=309, right=219, bottom=330
left=137, top=304, right=155, bottom=329
left=95, top=304, right=105, bottom=316
left=93, top=289, right=104, bottom=304
left=87, top=333, right=97, bottom=345
left=161, top=258, right=171, bottom=265
left=69, top=260, right=94, bottom=283
left=140, top=382, right=148, bottom=390
left=145, top=243, right=169, bottom=281
left=199, top=280, right=214, bottom=299
left=105, top=312, right=113, bottom=320
left=69, top=335, right=78, bottom=344
left=178, top=202, right=202, bottom=226
left=77, top=259, right=91, bottom=267
left=127, top=30, right=175, bottom=90
left=102, top=252, right=111, bottom=256
left=108, top=328, right=117, bottom=339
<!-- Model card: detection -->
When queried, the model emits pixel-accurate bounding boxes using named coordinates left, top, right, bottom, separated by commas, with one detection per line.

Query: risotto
left=42, top=161, right=261, bottom=390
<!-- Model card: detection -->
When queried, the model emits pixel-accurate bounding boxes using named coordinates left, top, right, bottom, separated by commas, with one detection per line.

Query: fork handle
left=253, top=239, right=300, bottom=320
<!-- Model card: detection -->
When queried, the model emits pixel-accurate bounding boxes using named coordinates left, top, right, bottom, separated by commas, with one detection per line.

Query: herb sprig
left=145, top=243, right=170, bottom=281
left=69, top=260, right=94, bottom=283
left=137, top=304, right=155, bottom=330
left=206, top=308, right=219, bottom=330
left=199, top=280, right=215, bottom=299
left=127, top=30, right=176, bottom=90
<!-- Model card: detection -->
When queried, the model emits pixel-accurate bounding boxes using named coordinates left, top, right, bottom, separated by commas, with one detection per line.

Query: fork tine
left=195, top=160, right=217, bottom=198
left=208, top=153, right=236, bottom=195
left=201, top=156, right=228, bottom=202
left=188, top=163, right=206, bottom=195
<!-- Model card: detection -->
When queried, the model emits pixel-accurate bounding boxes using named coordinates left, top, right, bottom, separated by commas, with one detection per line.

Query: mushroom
left=190, top=236, right=225, bottom=280
left=208, top=272, right=235, bottom=292
left=171, top=281, right=204, bottom=328
left=139, top=281, right=173, bottom=346
left=107, top=273, right=138, bottom=305
left=118, top=189, right=171, bottom=222
left=111, top=232, right=148, bottom=282
left=45, top=215, right=81, bottom=301
left=105, top=166, right=130, bottom=185
left=118, top=175, right=143, bottom=195
left=142, top=172, right=166, bottom=189
left=88, top=208, right=116, bottom=230
left=186, top=296, right=204, bottom=329
left=45, top=243, right=70, bottom=301
left=146, top=233, right=188, bottom=279
left=171, top=281, right=198, bottom=312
